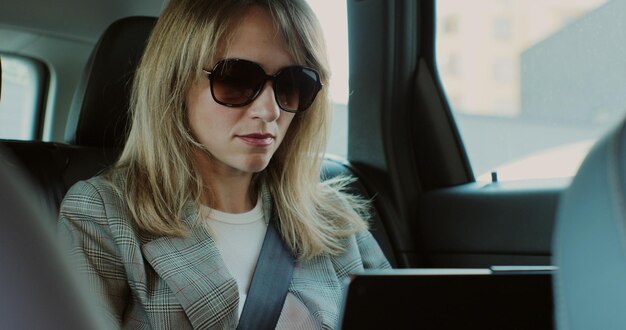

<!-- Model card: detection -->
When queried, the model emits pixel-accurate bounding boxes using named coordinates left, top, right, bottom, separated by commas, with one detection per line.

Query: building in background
left=437, top=0, right=607, bottom=117
left=521, top=0, right=626, bottom=126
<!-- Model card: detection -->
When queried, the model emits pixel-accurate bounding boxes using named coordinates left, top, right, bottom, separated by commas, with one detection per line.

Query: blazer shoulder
left=329, top=230, right=391, bottom=277
left=355, top=230, right=392, bottom=269
left=60, top=174, right=129, bottom=228
left=67, top=174, right=124, bottom=203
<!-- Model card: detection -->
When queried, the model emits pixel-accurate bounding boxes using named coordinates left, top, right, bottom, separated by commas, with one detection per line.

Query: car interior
left=1, top=0, right=624, bottom=328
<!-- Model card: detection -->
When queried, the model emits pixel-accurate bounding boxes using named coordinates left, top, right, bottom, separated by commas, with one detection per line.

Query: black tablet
left=339, top=268, right=554, bottom=330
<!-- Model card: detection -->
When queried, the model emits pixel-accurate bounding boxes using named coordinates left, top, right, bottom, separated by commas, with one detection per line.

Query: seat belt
left=236, top=212, right=295, bottom=330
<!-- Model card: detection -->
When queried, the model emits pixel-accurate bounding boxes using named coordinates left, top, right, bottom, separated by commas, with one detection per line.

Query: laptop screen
left=339, top=268, right=553, bottom=329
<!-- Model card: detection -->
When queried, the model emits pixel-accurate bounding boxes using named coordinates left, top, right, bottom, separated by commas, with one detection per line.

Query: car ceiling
left=0, top=0, right=166, bottom=43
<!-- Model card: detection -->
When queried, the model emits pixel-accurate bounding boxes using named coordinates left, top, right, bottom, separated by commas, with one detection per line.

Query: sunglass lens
left=211, top=60, right=265, bottom=106
left=275, top=67, right=321, bottom=112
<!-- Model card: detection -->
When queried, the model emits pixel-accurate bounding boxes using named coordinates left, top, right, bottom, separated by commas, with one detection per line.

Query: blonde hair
left=111, top=0, right=369, bottom=259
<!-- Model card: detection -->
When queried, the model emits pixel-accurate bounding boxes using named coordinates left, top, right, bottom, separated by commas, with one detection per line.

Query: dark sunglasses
left=203, top=58, right=323, bottom=113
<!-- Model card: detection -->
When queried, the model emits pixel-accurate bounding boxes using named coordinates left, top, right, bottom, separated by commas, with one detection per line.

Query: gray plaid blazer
left=59, top=176, right=391, bottom=329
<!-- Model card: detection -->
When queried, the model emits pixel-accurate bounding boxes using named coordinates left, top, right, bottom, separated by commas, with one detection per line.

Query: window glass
left=436, top=0, right=618, bottom=181
left=0, top=55, right=43, bottom=140
left=306, top=0, right=348, bottom=157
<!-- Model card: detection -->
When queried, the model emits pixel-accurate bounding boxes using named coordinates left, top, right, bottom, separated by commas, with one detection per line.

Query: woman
left=59, top=0, right=390, bottom=328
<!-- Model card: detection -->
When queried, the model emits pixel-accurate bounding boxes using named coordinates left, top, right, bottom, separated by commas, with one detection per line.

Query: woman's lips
left=237, top=134, right=275, bottom=147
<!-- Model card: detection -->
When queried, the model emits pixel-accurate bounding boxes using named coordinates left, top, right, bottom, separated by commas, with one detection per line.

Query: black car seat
left=553, top=118, right=626, bottom=329
left=65, top=16, right=156, bottom=151
left=1, top=17, right=156, bottom=215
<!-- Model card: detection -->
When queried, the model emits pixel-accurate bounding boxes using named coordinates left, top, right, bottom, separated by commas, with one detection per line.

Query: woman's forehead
left=216, top=32, right=298, bottom=71
left=197, top=5, right=310, bottom=71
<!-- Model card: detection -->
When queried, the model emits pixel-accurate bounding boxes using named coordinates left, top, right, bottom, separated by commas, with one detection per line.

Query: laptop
left=338, top=267, right=554, bottom=330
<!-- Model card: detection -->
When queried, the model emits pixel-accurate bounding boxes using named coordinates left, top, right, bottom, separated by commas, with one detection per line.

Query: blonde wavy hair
left=111, top=0, right=369, bottom=259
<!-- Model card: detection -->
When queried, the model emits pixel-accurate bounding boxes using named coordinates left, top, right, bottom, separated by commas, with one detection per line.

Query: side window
left=0, top=54, right=47, bottom=140
left=306, top=0, right=348, bottom=157
left=436, top=0, right=615, bottom=181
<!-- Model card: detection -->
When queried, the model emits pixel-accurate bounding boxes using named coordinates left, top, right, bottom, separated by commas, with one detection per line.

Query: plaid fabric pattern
left=59, top=176, right=391, bottom=329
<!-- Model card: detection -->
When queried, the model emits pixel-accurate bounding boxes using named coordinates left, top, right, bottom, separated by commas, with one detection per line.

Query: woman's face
left=186, top=6, right=296, bottom=178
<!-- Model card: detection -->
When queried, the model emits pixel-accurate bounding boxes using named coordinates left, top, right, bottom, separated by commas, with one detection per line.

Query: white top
left=202, top=197, right=267, bottom=317
left=202, top=198, right=320, bottom=329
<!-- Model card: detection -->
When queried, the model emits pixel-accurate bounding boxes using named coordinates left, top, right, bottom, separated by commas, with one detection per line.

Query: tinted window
left=306, top=0, right=348, bottom=157
left=0, top=54, right=47, bottom=140
left=437, top=0, right=617, bottom=181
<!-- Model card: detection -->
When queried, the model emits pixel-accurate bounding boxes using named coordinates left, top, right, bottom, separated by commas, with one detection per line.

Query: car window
left=306, top=0, right=348, bottom=157
left=436, top=0, right=619, bottom=181
left=0, top=54, right=46, bottom=140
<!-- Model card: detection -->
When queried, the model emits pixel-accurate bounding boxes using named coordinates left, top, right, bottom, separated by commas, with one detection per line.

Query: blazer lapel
left=141, top=205, right=239, bottom=329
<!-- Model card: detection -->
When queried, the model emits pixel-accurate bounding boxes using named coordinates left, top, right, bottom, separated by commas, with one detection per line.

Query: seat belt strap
left=236, top=212, right=295, bottom=330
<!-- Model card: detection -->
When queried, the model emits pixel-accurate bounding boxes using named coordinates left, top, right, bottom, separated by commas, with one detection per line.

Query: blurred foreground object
left=0, top=147, right=105, bottom=330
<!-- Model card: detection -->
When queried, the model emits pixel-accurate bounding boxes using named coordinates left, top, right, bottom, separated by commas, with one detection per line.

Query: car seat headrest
left=64, top=16, right=157, bottom=149
left=553, top=118, right=626, bottom=328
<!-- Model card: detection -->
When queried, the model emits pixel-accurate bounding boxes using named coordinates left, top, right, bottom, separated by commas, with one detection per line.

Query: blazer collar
left=141, top=203, right=239, bottom=329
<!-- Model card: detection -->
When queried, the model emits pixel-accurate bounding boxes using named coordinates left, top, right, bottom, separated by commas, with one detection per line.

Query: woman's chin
left=239, top=157, right=272, bottom=174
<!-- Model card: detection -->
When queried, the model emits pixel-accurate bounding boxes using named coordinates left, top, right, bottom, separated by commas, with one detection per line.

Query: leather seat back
left=553, top=118, right=626, bottom=329
left=65, top=16, right=157, bottom=149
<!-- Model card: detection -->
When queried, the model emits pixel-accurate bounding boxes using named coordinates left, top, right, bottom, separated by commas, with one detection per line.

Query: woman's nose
left=247, top=81, right=281, bottom=122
